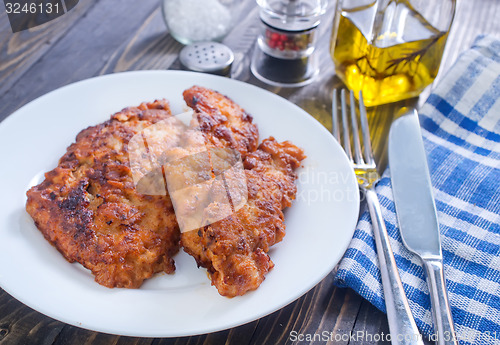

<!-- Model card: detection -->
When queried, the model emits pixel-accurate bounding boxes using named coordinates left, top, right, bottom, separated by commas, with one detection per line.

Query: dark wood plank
left=0, top=0, right=499, bottom=344
left=223, top=321, right=260, bottom=345
left=52, top=326, right=154, bottom=345
left=98, top=0, right=261, bottom=76
left=138, top=325, right=225, bottom=345
left=223, top=4, right=261, bottom=81
left=350, top=300, right=392, bottom=345
left=292, top=0, right=500, bottom=174
left=152, top=323, right=252, bottom=345
left=98, top=7, right=183, bottom=75
left=0, top=288, right=65, bottom=345
left=0, top=0, right=163, bottom=122
left=0, top=0, right=97, bottom=97
left=352, top=300, right=435, bottom=345
left=247, top=273, right=363, bottom=345
left=106, top=0, right=263, bottom=79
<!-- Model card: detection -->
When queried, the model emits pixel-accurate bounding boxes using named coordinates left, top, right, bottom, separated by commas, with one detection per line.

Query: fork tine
left=349, top=90, right=364, bottom=165
left=340, top=89, right=353, bottom=162
left=332, top=89, right=340, bottom=142
left=358, top=92, right=375, bottom=165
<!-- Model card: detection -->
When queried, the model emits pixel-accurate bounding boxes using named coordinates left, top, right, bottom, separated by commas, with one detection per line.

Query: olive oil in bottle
left=330, top=0, right=449, bottom=107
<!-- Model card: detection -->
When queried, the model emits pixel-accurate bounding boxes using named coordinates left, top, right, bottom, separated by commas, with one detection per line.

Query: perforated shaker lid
left=179, top=42, right=234, bottom=76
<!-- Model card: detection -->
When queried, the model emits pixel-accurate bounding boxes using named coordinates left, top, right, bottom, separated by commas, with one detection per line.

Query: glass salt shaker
left=161, top=0, right=239, bottom=44
left=251, top=0, right=328, bottom=87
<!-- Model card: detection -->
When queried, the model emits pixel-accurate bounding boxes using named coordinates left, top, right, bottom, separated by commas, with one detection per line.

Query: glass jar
left=257, top=0, right=327, bottom=58
left=161, top=0, right=239, bottom=45
left=251, top=0, right=328, bottom=86
left=330, top=0, right=456, bottom=107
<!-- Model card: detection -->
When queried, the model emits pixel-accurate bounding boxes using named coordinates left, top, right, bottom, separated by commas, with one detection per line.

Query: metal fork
left=333, top=89, right=424, bottom=345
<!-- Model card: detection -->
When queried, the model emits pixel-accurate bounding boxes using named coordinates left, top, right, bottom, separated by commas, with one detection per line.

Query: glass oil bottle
left=330, top=0, right=455, bottom=106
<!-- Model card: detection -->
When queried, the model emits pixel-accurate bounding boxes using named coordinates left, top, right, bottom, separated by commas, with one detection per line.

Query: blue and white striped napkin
left=334, top=35, right=500, bottom=345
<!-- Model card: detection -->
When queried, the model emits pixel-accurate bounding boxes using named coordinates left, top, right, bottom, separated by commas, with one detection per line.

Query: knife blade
left=389, top=111, right=458, bottom=345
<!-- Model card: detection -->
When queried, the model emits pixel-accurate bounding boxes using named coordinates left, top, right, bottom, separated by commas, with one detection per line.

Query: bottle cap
left=179, top=42, right=234, bottom=77
left=257, top=0, right=328, bottom=32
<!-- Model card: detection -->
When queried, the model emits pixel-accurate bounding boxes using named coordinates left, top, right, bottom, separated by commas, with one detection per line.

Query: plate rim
left=0, top=70, right=360, bottom=337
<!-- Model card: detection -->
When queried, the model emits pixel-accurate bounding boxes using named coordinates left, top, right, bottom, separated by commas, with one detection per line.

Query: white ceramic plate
left=0, top=71, right=359, bottom=337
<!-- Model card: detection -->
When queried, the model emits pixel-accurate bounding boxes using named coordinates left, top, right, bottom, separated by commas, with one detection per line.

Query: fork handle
left=366, top=189, right=425, bottom=345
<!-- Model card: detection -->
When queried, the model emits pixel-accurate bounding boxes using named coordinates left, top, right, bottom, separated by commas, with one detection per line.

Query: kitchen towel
left=334, top=35, right=500, bottom=345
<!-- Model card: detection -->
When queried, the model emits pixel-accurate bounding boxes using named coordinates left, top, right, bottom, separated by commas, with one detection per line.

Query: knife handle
left=366, top=189, right=424, bottom=345
left=422, top=258, right=458, bottom=345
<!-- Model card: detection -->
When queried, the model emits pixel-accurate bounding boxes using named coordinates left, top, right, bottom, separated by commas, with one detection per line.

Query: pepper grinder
left=251, top=0, right=328, bottom=87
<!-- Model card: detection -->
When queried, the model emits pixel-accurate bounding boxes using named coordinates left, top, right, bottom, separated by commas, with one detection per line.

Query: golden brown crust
left=182, top=138, right=305, bottom=296
left=26, top=100, right=181, bottom=288
left=181, top=85, right=306, bottom=298
left=26, top=86, right=305, bottom=297
left=183, top=86, right=259, bottom=157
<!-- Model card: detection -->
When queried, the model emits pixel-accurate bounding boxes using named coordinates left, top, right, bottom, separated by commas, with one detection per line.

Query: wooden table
left=0, top=1, right=499, bottom=344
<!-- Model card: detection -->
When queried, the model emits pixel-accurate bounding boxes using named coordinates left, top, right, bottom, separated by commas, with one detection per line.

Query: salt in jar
left=161, top=0, right=238, bottom=44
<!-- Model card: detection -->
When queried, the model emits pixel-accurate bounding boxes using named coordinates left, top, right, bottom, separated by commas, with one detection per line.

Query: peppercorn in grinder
left=251, top=0, right=328, bottom=86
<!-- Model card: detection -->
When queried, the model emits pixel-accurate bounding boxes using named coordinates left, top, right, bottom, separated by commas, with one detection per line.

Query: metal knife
left=389, top=111, right=458, bottom=345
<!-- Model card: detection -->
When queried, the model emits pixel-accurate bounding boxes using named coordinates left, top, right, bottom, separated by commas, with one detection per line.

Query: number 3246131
left=5, top=2, right=61, bottom=14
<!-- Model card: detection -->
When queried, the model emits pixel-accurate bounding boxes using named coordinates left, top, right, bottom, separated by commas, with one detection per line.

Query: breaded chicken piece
left=181, top=86, right=305, bottom=296
left=181, top=137, right=305, bottom=297
left=183, top=85, right=259, bottom=158
left=26, top=100, right=181, bottom=288
left=26, top=85, right=304, bottom=296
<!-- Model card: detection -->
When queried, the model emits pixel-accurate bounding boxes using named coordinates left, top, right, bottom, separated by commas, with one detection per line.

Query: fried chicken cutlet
left=26, top=100, right=180, bottom=288
left=181, top=138, right=305, bottom=296
left=181, top=86, right=305, bottom=296
left=183, top=85, right=259, bottom=158
left=26, top=85, right=305, bottom=296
